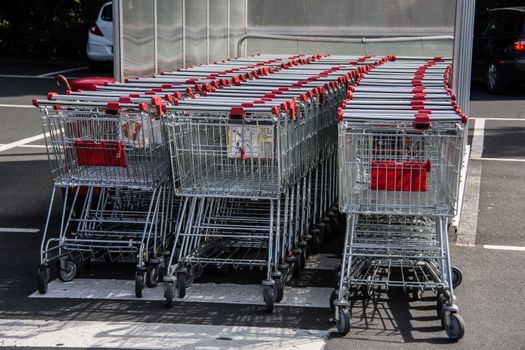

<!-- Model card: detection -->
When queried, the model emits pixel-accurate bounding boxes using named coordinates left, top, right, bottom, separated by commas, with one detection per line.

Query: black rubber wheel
left=176, top=272, right=187, bottom=298
left=310, top=231, right=321, bottom=255
left=263, top=286, right=275, bottom=313
left=329, top=289, right=338, bottom=313
left=164, top=281, right=174, bottom=308
left=451, top=266, right=462, bottom=289
left=135, top=271, right=145, bottom=298
left=320, top=221, right=332, bottom=242
left=486, top=62, right=506, bottom=93
left=292, top=258, right=301, bottom=278
left=274, top=279, right=284, bottom=303
left=298, top=249, right=306, bottom=270
left=446, top=313, right=465, bottom=341
left=37, top=268, right=48, bottom=294
left=58, top=260, right=77, bottom=282
left=336, top=308, right=351, bottom=335
left=315, top=225, right=326, bottom=245
left=146, top=264, right=159, bottom=288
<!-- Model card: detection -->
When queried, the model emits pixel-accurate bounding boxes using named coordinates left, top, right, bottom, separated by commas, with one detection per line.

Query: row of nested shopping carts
left=332, top=57, right=467, bottom=340
left=33, top=53, right=468, bottom=340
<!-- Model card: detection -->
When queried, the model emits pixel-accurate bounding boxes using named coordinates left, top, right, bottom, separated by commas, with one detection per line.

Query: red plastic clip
left=414, top=113, right=431, bottom=129
left=230, top=106, right=245, bottom=119
left=106, top=102, right=121, bottom=115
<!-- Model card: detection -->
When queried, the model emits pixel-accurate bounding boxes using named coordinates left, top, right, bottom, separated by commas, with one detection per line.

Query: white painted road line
left=0, top=228, right=40, bottom=234
left=483, top=245, right=525, bottom=252
left=456, top=160, right=481, bottom=247
left=0, top=133, right=47, bottom=153
left=0, top=319, right=329, bottom=350
left=0, top=104, right=35, bottom=108
left=0, top=74, right=52, bottom=79
left=451, top=145, right=470, bottom=229
left=471, top=118, right=485, bottom=159
left=476, top=157, right=525, bottom=163
left=30, top=279, right=332, bottom=308
left=0, top=144, right=47, bottom=149
left=37, top=66, right=88, bottom=78
left=471, top=117, right=525, bottom=122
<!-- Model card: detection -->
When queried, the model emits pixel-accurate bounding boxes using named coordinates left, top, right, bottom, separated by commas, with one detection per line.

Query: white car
left=86, top=2, right=113, bottom=70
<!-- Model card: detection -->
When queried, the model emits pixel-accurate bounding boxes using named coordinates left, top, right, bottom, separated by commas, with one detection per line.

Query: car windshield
left=101, top=4, right=112, bottom=22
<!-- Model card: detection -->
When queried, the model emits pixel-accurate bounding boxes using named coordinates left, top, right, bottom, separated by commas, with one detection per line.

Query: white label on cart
left=227, top=125, right=273, bottom=159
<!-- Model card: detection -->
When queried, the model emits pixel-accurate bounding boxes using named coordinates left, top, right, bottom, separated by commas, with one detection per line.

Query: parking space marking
left=476, top=157, right=525, bottom=162
left=37, top=66, right=88, bottom=78
left=0, top=318, right=329, bottom=350
left=0, top=133, right=48, bottom=153
left=0, top=144, right=47, bottom=148
left=30, top=279, right=332, bottom=308
left=0, top=104, right=35, bottom=108
left=0, top=74, right=53, bottom=79
left=483, top=245, right=525, bottom=252
left=456, top=160, right=481, bottom=247
left=471, top=118, right=485, bottom=159
left=0, top=228, right=40, bottom=234
left=471, top=117, right=525, bottom=121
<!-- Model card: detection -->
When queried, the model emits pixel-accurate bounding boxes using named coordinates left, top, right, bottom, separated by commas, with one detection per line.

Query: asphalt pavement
left=0, top=62, right=524, bottom=349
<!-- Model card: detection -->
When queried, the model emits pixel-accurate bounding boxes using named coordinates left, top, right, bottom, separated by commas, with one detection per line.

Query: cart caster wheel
left=274, top=279, right=284, bottom=303
left=320, top=221, right=332, bottom=242
left=292, top=258, right=301, bottom=278
left=298, top=249, right=306, bottom=270
left=146, top=264, right=160, bottom=288
left=58, top=259, right=77, bottom=282
left=164, top=281, right=174, bottom=308
left=329, top=289, right=338, bottom=313
left=315, top=224, right=326, bottom=244
left=176, top=272, right=187, bottom=298
left=336, top=308, right=351, bottom=335
left=37, top=267, right=49, bottom=294
left=445, top=313, right=465, bottom=341
left=451, top=267, right=462, bottom=288
left=263, top=286, right=275, bottom=313
left=135, top=271, right=145, bottom=298
left=310, top=230, right=321, bottom=255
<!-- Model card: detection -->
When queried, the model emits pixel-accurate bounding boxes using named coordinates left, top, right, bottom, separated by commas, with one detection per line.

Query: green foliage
left=0, top=0, right=107, bottom=61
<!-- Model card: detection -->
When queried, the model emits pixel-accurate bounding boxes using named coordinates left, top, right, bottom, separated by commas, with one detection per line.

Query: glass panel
left=185, top=0, right=207, bottom=67
left=209, top=0, right=229, bottom=62
left=122, top=0, right=155, bottom=78
left=157, top=0, right=183, bottom=72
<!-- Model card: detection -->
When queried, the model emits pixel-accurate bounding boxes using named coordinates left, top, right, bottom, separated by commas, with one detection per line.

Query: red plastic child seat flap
left=74, top=140, right=127, bottom=167
left=370, top=160, right=429, bottom=192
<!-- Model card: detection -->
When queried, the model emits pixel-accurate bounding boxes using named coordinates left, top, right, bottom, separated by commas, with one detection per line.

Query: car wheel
left=486, top=62, right=505, bottom=93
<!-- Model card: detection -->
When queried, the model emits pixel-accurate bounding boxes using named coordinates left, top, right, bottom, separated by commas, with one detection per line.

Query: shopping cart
left=34, top=100, right=174, bottom=297
left=33, top=54, right=311, bottom=298
left=162, top=55, right=389, bottom=312
left=333, top=57, right=468, bottom=340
